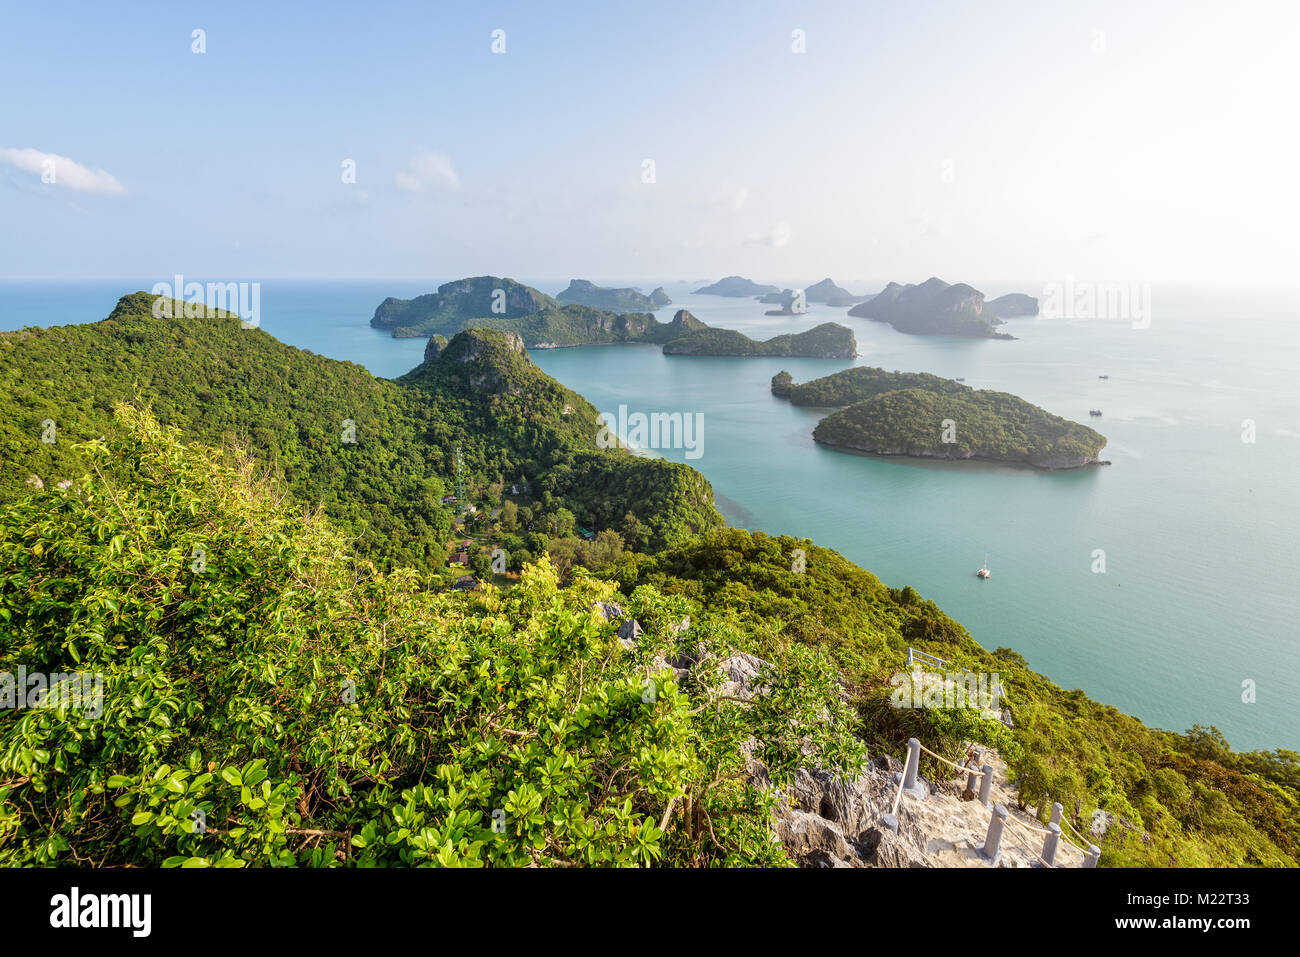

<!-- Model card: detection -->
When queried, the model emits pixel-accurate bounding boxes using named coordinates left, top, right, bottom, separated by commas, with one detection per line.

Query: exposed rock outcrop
left=423, top=334, right=449, bottom=362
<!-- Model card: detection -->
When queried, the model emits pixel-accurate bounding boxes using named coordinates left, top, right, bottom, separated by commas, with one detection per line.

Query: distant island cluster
left=369, top=274, right=1042, bottom=356
left=368, top=274, right=1100, bottom=470
left=370, top=276, right=858, bottom=358
left=691, top=274, right=1039, bottom=338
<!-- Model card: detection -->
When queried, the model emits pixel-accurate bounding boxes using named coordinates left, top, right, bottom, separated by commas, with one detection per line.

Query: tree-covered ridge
left=617, top=529, right=1299, bottom=867
left=812, top=387, right=1108, bottom=468
left=0, top=293, right=723, bottom=562
left=771, top=365, right=970, bottom=406
left=0, top=409, right=861, bottom=867
left=399, top=329, right=721, bottom=547
left=466, top=304, right=704, bottom=348
left=662, top=322, right=857, bottom=358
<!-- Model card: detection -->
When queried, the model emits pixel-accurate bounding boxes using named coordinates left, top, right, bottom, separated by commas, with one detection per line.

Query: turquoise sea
left=2, top=278, right=1297, bottom=751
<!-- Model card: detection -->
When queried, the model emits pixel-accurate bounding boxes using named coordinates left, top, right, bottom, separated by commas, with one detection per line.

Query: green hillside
left=0, top=294, right=723, bottom=564
left=0, top=293, right=1294, bottom=870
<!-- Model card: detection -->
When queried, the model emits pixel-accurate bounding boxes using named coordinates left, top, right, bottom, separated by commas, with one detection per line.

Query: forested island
left=771, top=365, right=966, bottom=405
left=693, top=275, right=781, bottom=297
left=556, top=279, right=671, bottom=311
left=848, top=277, right=1033, bottom=338
left=802, top=277, right=867, bottom=306
left=663, top=321, right=857, bottom=357
left=986, top=292, right=1039, bottom=317
left=774, top=366, right=1108, bottom=468
left=0, top=292, right=1293, bottom=871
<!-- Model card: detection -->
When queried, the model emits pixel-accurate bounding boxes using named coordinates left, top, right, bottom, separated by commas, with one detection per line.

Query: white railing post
left=902, top=738, right=920, bottom=792
left=981, top=803, right=1007, bottom=864
left=1050, top=802, right=1063, bottom=826
left=1084, top=844, right=1101, bottom=868
left=978, top=764, right=994, bottom=807
left=1042, top=822, right=1061, bottom=867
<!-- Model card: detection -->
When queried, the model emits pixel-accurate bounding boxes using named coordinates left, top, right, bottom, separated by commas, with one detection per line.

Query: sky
left=2, top=0, right=1298, bottom=286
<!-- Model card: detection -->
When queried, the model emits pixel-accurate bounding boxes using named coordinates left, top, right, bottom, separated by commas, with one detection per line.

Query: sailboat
left=976, top=554, right=991, bottom=578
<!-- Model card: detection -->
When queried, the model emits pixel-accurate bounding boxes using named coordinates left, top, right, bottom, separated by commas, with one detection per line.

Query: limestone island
left=556, top=279, right=671, bottom=311
left=847, top=277, right=1036, bottom=338
left=772, top=367, right=1108, bottom=469
left=985, top=293, right=1039, bottom=317
left=664, top=321, right=857, bottom=358
left=693, top=276, right=781, bottom=297
left=799, top=278, right=868, bottom=307
left=758, top=289, right=805, bottom=315
left=758, top=279, right=866, bottom=312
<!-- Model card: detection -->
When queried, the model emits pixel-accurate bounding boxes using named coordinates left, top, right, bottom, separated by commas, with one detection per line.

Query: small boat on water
left=1089, top=409, right=1103, bottom=416
left=976, top=554, right=991, bottom=578
left=1098, top=374, right=1109, bottom=379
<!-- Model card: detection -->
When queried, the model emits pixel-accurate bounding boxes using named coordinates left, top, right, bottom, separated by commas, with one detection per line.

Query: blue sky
left=2, top=0, right=1297, bottom=284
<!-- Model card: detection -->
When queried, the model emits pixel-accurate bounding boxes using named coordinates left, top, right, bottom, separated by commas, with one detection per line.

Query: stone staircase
left=755, top=748, right=1093, bottom=868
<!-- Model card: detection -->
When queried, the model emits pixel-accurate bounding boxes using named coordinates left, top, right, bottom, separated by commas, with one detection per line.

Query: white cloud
left=715, top=183, right=749, bottom=212
left=746, top=221, right=791, bottom=248
left=0, top=147, right=125, bottom=195
left=394, top=152, right=461, bottom=192
left=687, top=182, right=750, bottom=212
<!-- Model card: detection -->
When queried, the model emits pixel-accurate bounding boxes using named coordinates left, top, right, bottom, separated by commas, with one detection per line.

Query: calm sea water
left=2, top=279, right=1297, bottom=750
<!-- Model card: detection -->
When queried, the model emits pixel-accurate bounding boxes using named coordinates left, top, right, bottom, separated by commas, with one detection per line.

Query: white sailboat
left=977, top=553, right=991, bottom=578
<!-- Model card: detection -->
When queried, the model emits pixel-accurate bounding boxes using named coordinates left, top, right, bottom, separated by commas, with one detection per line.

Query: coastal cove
left=1, top=278, right=1297, bottom=751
